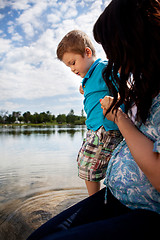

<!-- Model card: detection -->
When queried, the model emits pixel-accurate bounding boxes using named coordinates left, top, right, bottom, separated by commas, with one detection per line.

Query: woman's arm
left=101, top=96, right=160, bottom=192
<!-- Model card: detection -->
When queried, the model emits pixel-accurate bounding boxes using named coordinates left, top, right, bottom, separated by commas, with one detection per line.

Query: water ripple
left=0, top=188, right=87, bottom=240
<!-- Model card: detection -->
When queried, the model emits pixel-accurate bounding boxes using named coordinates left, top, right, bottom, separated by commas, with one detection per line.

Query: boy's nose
left=71, top=66, right=75, bottom=73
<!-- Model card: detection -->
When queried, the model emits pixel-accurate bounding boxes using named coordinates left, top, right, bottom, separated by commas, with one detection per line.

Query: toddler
left=56, top=30, right=124, bottom=195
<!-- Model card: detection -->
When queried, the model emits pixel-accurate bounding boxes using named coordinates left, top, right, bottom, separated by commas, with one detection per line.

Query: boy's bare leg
left=85, top=180, right=101, bottom=196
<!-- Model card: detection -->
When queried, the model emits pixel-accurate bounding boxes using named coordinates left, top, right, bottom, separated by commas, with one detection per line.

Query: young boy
left=56, top=30, right=123, bottom=196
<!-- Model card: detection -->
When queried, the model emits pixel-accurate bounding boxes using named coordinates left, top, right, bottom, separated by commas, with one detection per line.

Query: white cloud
left=0, top=38, right=11, bottom=54
left=0, top=58, right=80, bottom=101
left=7, top=21, right=23, bottom=42
left=17, top=1, right=47, bottom=24
left=22, top=22, right=35, bottom=38
left=7, top=20, right=14, bottom=26
left=60, top=1, right=70, bottom=13
left=8, top=25, right=14, bottom=34
left=62, top=3, right=78, bottom=19
left=0, top=14, right=5, bottom=19
left=59, top=96, right=83, bottom=103
left=104, top=0, right=111, bottom=7
left=2, top=101, right=24, bottom=112
left=18, top=2, right=47, bottom=25
left=47, top=13, right=61, bottom=24
left=16, top=1, right=48, bottom=38
left=10, top=0, right=32, bottom=10
left=0, top=0, right=110, bottom=114
left=0, top=0, right=9, bottom=9
left=12, top=32, right=23, bottom=42
left=0, top=27, right=81, bottom=102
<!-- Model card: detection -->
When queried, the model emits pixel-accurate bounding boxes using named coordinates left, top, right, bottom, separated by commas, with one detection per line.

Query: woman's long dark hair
left=93, top=0, right=160, bottom=123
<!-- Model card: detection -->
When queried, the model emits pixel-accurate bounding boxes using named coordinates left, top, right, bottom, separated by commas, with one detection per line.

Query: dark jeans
left=27, top=188, right=160, bottom=240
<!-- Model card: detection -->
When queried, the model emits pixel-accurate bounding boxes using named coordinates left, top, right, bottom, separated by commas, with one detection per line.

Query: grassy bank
left=0, top=122, right=86, bottom=127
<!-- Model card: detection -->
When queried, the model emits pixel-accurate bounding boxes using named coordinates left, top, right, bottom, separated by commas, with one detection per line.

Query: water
left=0, top=125, right=88, bottom=240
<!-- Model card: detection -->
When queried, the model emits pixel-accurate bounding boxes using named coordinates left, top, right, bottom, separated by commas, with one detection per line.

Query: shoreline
left=0, top=123, right=86, bottom=127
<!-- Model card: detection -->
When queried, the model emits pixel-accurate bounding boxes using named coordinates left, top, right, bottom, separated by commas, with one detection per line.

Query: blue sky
left=0, top=0, right=110, bottom=116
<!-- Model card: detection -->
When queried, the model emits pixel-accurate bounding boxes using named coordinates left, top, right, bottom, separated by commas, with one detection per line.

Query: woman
left=27, top=1, right=160, bottom=239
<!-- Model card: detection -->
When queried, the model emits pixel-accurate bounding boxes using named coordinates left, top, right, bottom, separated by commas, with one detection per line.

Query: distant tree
left=81, top=109, right=84, bottom=117
left=0, top=110, right=8, bottom=123
left=52, top=114, right=55, bottom=121
left=18, top=116, right=24, bottom=123
left=37, top=112, right=45, bottom=123
left=32, top=112, right=38, bottom=123
left=23, top=111, right=31, bottom=123
left=44, top=111, right=52, bottom=123
left=5, top=114, right=16, bottom=124
left=0, top=109, right=86, bottom=125
left=79, top=109, right=86, bottom=124
left=12, top=111, right=21, bottom=120
left=56, top=114, right=66, bottom=123
left=69, top=109, right=74, bottom=115
left=66, top=109, right=76, bottom=124
left=0, top=115, right=3, bottom=124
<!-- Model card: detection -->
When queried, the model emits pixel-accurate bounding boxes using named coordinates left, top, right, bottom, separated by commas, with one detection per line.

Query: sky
left=0, top=0, right=110, bottom=117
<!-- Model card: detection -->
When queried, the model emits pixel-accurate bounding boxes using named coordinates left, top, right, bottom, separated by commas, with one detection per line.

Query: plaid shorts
left=77, top=126, right=123, bottom=182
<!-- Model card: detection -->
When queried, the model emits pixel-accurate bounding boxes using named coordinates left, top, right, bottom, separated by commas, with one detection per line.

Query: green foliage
left=56, top=114, right=66, bottom=124
left=0, top=109, right=86, bottom=125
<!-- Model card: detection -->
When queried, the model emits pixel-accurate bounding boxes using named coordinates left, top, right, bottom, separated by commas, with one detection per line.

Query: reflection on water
left=0, top=125, right=87, bottom=239
left=0, top=125, right=86, bottom=136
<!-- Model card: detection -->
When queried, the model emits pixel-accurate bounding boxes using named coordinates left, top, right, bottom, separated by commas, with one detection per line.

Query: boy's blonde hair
left=56, top=30, right=96, bottom=61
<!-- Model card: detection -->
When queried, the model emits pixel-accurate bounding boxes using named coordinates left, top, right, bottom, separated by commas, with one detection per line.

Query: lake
left=0, top=125, right=88, bottom=240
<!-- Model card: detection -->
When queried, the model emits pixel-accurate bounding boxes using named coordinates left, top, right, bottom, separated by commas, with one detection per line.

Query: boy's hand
left=79, top=85, right=84, bottom=95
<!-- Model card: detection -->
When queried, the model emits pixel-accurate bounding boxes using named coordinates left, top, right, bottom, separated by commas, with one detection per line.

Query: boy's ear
left=85, top=47, right=92, bottom=57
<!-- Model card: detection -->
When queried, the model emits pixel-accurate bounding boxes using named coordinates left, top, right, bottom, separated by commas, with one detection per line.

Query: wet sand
left=0, top=188, right=87, bottom=240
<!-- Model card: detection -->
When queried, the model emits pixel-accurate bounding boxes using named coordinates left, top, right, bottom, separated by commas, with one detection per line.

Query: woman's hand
left=100, top=96, right=121, bottom=122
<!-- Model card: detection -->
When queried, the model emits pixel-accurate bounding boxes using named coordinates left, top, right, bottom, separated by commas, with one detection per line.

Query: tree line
left=0, top=109, right=86, bottom=125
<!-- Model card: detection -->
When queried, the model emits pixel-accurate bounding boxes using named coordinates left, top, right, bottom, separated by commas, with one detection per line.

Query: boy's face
left=62, top=48, right=94, bottom=78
